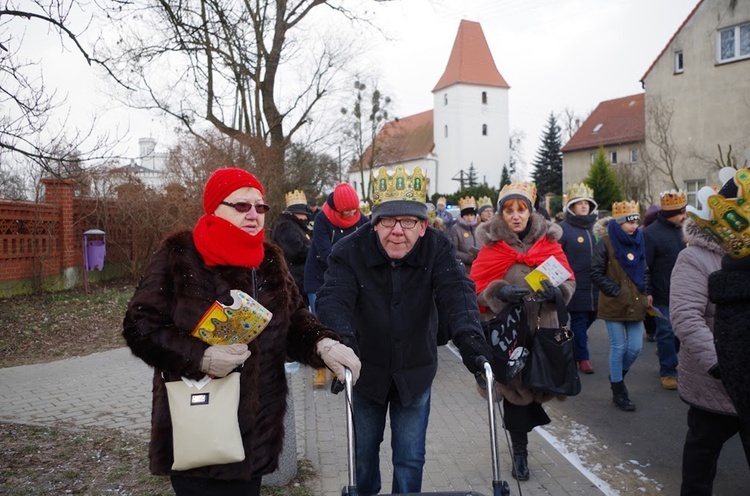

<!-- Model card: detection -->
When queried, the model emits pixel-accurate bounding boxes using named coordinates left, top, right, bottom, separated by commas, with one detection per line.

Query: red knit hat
left=203, top=168, right=264, bottom=214
left=331, top=183, right=359, bottom=212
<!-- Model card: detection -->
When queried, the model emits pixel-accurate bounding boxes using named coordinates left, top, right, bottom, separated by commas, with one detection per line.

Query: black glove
left=457, top=333, right=494, bottom=375
left=536, top=280, right=556, bottom=302
left=708, top=363, right=722, bottom=380
left=497, top=285, right=530, bottom=303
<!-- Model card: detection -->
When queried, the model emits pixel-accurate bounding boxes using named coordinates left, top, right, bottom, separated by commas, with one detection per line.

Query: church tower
left=432, top=20, right=510, bottom=193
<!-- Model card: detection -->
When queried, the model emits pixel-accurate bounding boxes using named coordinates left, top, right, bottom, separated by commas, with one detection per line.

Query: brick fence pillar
left=42, top=179, right=77, bottom=272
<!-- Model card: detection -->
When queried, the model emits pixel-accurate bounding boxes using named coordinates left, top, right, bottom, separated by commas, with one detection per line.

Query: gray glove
left=536, top=280, right=556, bottom=302
left=316, top=338, right=361, bottom=384
left=200, top=344, right=252, bottom=377
left=497, top=285, right=530, bottom=303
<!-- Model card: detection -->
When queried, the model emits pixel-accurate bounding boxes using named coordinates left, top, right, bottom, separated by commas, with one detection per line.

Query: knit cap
left=203, top=168, right=264, bottom=214
left=330, top=183, right=360, bottom=212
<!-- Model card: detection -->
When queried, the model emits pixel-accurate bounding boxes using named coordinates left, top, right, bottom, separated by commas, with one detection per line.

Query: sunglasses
left=220, top=201, right=270, bottom=214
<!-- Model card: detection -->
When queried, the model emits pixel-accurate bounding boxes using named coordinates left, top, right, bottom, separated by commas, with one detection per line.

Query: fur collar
left=593, top=217, right=612, bottom=240
left=682, top=217, right=725, bottom=255
left=476, top=211, right=562, bottom=247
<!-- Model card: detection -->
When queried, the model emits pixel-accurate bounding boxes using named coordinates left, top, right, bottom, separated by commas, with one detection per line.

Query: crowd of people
left=122, top=164, right=750, bottom=495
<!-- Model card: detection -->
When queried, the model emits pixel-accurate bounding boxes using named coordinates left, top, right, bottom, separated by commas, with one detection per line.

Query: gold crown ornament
left=498, top=181, right=537, bottom=207
left=660, top=190, right=688, bottom=211
left=359, top=201, right=371, bottom=216
left=477, top=196, right=493, bottom=210
left=612, top=200, right=640, bottom=220
left=371, top=166, right=427, bottom=206
left=285, top=190, right=307, bottom=208
left=687, top=168, right=750, bottom=259
left=437, top=196, right=447, bottom=206
left=564, top=183, right=595, bottom=205
left=458, top=196, right=477, bottom=211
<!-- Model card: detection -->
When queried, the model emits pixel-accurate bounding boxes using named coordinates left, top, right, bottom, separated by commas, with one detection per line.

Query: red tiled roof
left=641, top=0, right=704, bottom=83
left=561, top=94, right=645, bottom=153
left=432, top=20, right=510, bottom=92
left=350, top=110, right=434, bottom=173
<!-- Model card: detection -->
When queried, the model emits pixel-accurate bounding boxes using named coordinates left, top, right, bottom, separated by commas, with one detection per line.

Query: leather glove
left=316, top=338, right=361, bottom=385
left=457, top=333, right=494, bottom=376
left=200, top=344, right=252, bottom=377
left=536, top=280, right=556, bottom=302
left=497, top=285, right=530, bottom=303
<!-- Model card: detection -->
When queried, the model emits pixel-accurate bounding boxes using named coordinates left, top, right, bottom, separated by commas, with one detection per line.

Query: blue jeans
left=655, top=304, right=679, bottom=377
left=570, top=311, right=597, bottom=361
left=353, top=386, right=431, bottom=496
left=307, top=293, right=317, bottom=314
left=605, top=320, right=643, bottom=382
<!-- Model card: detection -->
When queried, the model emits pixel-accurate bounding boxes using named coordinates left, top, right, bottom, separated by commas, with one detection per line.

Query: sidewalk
left=0, top=346, right=605, bottom=495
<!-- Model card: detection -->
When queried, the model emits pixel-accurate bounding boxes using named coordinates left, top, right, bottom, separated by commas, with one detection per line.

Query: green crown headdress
left=371, top=166, right=427, bottom=205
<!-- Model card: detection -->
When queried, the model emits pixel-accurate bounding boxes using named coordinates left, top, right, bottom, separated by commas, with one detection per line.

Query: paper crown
left=563, top=183, right=594, bottom=205
left=477, top=196, right=493, bottom=209
left=359, top=201, right=371, bottom=216
left=660, top=190, right=688, bottom=210
left=687, top=168, right=750, bottom=259
left=285, top=190, right=307, bottom=208
left=371, top=166, right=427, bottom=206
left=437, top=196, right=447, bottom=206
left=612, top=200, right=640, bottom=219
left=498, top=181, right=537, bottom=207
left=458, top=196, right=477, bottom=211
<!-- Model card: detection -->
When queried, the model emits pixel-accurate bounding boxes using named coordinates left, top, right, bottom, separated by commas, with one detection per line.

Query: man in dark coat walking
left=272, top=190, right=313, bottom=305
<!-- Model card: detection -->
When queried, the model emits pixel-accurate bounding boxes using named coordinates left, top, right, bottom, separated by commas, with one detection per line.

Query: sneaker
left=578, top=360, right=594, bottom=374
left=646, top=333, right=656, bottom=342
left=660, top=376, right=678, bottom=390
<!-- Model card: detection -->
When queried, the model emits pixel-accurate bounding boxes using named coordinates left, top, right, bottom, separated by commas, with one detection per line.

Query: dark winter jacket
left=303, top=213, right=368, bottom=295
left=591, top=218, right=650, bottom=321
left=709, top=254, right=750, bottom=427
left=316, top=224, right=484, bottom=407
left=449, top=218, right=479, bottom=270
left=123, top=232, right=337, bottom=480
left=671, top=219, right=735, bottom=415
left=644, top=214, right=686, bottom=306
left=271, top=212, right=312, bottom=295
left=559, top=212, right=598, bottom=313
left=474, top=212, right=576, bottom=406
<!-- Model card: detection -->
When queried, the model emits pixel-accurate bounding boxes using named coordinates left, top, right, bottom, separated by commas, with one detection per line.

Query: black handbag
left=481, top=302, right=530, bottom=385
left=523, top=288, right=581, bottom=396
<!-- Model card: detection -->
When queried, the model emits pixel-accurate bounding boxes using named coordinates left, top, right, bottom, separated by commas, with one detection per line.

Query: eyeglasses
left=379, top=217, right=420, bottom=229
left=220, top=201, right=270, bottom=214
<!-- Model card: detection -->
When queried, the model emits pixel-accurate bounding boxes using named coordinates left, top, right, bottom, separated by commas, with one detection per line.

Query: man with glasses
left=316, top=166, right=493, bottom=496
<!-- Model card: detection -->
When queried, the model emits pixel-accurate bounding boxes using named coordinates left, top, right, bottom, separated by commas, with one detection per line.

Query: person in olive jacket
left=123, top=168, right=361, bottom=495
left=591, top=201, right=652, bottom=412
left=316, top=166, right=493, bottom=496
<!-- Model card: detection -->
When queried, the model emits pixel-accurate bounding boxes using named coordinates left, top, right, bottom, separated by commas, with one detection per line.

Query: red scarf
left=193, top=214, right=265, bottom=268
left=469, top=237, right=573, bottom=295
left=322, top=202, right=361, bottom=229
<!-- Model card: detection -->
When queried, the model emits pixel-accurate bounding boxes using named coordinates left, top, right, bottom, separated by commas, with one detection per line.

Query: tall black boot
left=611, top=380, right=636, bottom=411
left=510, top=432, right=530, bottom=481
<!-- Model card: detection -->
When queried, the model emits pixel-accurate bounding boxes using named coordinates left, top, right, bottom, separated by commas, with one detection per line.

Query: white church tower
left=432, top=20, right=510, bottom=193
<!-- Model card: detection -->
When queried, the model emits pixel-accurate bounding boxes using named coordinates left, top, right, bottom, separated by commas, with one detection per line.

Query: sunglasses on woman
left=220, top=201, right=271, bottom=214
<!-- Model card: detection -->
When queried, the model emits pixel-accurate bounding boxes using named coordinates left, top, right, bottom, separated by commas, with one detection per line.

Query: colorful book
left=191, top=290, right=272, bottom=345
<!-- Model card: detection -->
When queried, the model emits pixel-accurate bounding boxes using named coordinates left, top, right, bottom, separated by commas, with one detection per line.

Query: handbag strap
left=536, top=286, right=569, bottom=329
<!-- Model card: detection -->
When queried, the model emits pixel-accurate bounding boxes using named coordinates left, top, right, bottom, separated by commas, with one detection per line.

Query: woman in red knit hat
left=123, top=168, right=360, bottom=495
left=304, top=182, right=369, bottom=387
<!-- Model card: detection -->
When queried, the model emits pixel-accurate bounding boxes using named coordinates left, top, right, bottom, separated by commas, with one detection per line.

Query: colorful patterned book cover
left=191, top=290, right=273, bottom=345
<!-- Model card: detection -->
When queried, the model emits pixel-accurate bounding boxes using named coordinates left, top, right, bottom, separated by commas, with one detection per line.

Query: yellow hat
left=612, top=200, right=640, bottom=224
left=659, top=190, right=688, bottom=211
left=498, top=181, right=537, bottom=210
left=370, top=165, right=428, bottom=224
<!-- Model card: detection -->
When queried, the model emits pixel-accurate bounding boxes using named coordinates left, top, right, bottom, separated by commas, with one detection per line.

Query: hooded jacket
left=558, top=211, right=598, bottom=313
left=644, top=214, right=686, bottom=306
left=272, top=211, right=312, bottom=294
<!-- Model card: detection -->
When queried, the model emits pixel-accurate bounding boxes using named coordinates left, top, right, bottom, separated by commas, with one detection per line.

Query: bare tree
left=509, top=129, right=526, bottom=179
left=558, top=107, right=587, bottom=144
left=642, top=95, right=680, bottom=190
left=614, top=158, right=654, bottom=207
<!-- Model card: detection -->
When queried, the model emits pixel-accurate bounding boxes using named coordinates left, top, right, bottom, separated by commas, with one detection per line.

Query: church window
left=481, top=92, right=487, bottom=104
left=444, top=125, right=448, bottom=138
left=444, top=94, right=448, bottom=106
left=482, top=124, right=487, bottom=136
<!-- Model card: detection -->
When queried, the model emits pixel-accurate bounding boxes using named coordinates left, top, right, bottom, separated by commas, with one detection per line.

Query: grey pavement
left=0, top=346, right=606, bottom=495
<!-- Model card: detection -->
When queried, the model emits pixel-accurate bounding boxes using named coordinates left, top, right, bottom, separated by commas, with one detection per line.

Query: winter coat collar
left=477, top=211, right=562, bottom=247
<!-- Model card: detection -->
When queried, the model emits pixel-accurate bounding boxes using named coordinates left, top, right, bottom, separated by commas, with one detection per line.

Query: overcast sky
left=22, top=0, right=699, bottom=175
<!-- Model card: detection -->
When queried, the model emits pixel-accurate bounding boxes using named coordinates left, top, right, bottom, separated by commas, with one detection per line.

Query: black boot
left=511, top=443, right=530, bottom=481
left=611, top=380, right=636, bottom=411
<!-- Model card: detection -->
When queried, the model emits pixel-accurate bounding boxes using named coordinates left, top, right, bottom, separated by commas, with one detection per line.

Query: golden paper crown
left=477, top=196, right=493, bottom=209
left=192, top=290, right=273, bottom=345
left=660, top=190, right=687, bottom=210
left=458, top=196, right=477, bottom=211
left=687, top=168, right=750, bottom=259
left=371, top=166, right=427, bottom=206
left=612, top=200, right=640, bottom=219
left=563, top=183, right=594, bottom=205
left=285, top=190, right=307, bottom=208
left=498, top=181, right=537, bottom=207
left=437, top=196, right=447, bottom=206
left=359, top=201, right=371, bottom=216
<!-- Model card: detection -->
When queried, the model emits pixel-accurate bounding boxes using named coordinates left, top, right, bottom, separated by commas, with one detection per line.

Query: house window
left=718, top=22, right=750, bottom=63
left=685, top=179, right=707, bottom=207
left=590, top=153, right=596, bottom=164
left=481, top=91, right=487, bottom=104
left=444, top=125, right=448, bottom=138
left=630, top=148, right=639, bottom=163
left=675, top=51, right=684, bottom=73
left=482, top=124, right=487, bottom=136
left=610, top=151, right=618, bottom=164
left=444, top=94, right=448, bottom=106
left=592, top=123, right=603, bottom=134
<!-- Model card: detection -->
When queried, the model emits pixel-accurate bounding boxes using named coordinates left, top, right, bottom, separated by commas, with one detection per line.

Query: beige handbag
left=165, top=371, right=245, bottom=471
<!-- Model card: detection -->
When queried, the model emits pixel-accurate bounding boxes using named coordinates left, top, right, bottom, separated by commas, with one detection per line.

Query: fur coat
left=123, top=231, right=337, bottom=480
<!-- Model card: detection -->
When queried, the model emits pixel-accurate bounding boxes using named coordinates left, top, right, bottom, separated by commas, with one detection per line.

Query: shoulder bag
left=481, top=302, right=530, bottom=385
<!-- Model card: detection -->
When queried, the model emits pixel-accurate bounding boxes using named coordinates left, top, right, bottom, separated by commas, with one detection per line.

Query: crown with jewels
left=477, top=196, right=493, bottom=210
left=285, top=190, right=307, bottom=208
left=563, top=183, right=594, bottom=205
left=612, top=200, right=640, bottom=219
left=191, top=290, right=273, bottom=346
left=371, top=166, right=427, bottom=206
left=458, top=196, right=477, bottom=211
left=660, top=190, right=688, bottom=210
left=687, top=168, right=750, bottom=259
left=498, top=181, right=537, bottom=207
